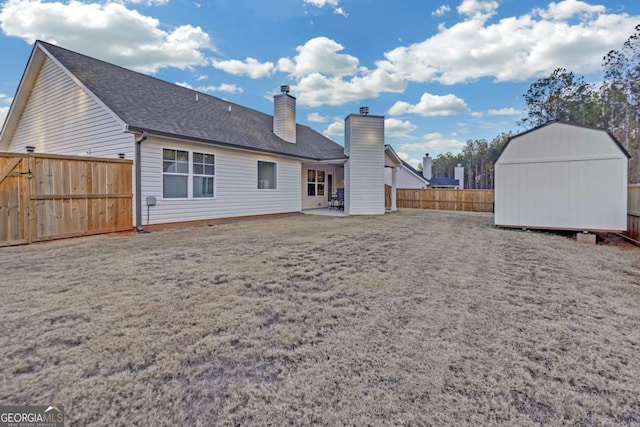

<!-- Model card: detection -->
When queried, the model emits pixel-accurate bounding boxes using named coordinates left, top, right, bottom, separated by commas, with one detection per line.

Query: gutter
left=135, top=131, right=148, bottom=232
left=126, top=126, right=340, bottom=162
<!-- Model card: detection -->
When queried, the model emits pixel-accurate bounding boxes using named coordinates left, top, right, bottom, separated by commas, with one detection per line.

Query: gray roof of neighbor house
left=430, top=177, right=459, bottom=186
left=39, top=41, right=346, bottom=161
left=401, top=160, right=428, bottom=182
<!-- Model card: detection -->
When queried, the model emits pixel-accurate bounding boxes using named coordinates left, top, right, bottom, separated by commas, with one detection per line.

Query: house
left=495, top=121, right=629, bottom=231
left=0, top=41, right=402, bottom=229
left=384, top=153, right=464, bottom=189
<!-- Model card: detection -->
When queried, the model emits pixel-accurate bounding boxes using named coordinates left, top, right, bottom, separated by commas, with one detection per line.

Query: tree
left=600, top=24, right=640, bottom=182
left=518, top=68, right=597, bottom=128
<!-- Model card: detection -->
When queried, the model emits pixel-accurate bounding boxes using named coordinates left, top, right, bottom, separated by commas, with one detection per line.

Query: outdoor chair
left=329, top=193, right=338, bottom=209
left=337, top=188, right=344, bottom=210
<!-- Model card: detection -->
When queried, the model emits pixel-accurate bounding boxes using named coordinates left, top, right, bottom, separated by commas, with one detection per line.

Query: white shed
left=495, top=121, right=630, bottom=231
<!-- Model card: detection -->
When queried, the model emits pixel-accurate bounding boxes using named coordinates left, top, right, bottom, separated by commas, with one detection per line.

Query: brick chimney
left=273, top=85, right=296, bottom=143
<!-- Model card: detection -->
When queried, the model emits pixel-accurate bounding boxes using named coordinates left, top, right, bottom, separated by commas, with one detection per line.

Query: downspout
left=135, top=131, right=148, bottom=232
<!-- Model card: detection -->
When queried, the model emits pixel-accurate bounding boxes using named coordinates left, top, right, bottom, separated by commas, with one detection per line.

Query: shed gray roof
left=39, top=41, right=345, bottom=161
left=496, top=120, right=631, bottom=161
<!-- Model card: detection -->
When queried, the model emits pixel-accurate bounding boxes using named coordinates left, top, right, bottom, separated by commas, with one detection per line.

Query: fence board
left=395, top=188, right=495, bottom=212
left=627, top=184, right=640, bottom=243
left=1, top=151, right=132, bottom=246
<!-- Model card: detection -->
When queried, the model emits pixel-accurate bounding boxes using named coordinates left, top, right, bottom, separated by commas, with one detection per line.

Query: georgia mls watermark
left=0, top=406, right=64, bottom=427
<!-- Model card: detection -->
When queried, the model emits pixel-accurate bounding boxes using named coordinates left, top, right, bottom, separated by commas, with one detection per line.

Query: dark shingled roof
left=430, top=177, right=459, bottom=186
left=401, top=160, right=428, bottom=182
left=40, top=41, right=345, bottom=161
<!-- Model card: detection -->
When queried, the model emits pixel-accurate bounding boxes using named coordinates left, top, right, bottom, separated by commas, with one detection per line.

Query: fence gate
left=1, top=152, right=133, bottom=247
left=0, top=154, right=30, bottom=246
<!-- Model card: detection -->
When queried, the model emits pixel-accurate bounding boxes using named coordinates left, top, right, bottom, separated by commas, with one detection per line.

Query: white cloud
left=488, top=107, right=525, bottom=116
left=175, top=81, right=243, bottom=94
left=196, top=74, right=208, bottom=81
left=303, top=0, right=347, bottom=17
left=432, top=5, right=451, bottom=17
left=304, top=0, right=338, bottom=6
left=0, top=93, right=12, bottom=104
left=307, top=112, right=328, bottom=123
left=294, top=69, right=404, bottom=107
left=277, top=37, right=359, bottom=77
left=198, top=83, right=243, bottom=94
left=117, top=0, right=170, bottom=5
left=395, top=151, right=423, bottom=168
left=377, top=0, right=639, bottom=84
left=399, top=132, right=466, bottom=154
left=211, top=58, right=275, bottom=79
left=396, top=151, right=409, bottom=161
left=333, top=7, right=348, bottom=17
left=323, top=119, right=344, bottom=138
left=389, top=92, right=468, bottom=117
left=457, top=0, right=499, bottom=20
left=535, top=0, right=605, bottom=21
left=274, top=37, right=404, bottom=106
left=384, top=118, right=417, bottom=139
left=0, top=0, right=212, bottom=74
left=0, top=106, right=9, bottom=126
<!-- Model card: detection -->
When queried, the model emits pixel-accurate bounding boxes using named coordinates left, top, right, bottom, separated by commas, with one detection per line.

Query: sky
left=0, top=0, right=639, bottom=167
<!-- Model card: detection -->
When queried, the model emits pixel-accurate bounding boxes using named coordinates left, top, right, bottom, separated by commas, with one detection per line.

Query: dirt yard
left=1, top=209, right=639, bottom=425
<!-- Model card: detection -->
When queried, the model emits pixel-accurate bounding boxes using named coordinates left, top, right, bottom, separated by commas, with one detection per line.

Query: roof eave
left=126, top=126, right=339, bottom=162
left=0, top=43, right=46, bottom=148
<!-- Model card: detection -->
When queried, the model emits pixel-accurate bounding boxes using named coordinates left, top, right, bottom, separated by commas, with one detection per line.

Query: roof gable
left=496, top=120, right=631, bottom=163
left=32, top=41, right=343, bottom=161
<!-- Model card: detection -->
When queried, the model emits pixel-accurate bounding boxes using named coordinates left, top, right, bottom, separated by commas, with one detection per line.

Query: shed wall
left=495, top=123, right=627, bottom=231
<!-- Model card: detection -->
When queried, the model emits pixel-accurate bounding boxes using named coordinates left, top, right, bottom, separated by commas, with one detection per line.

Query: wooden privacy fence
left=628, top=184, right=640, bottom=243
left=395, top=187, right=495, bottom=212
left=0, top=152, right=133, bottom=247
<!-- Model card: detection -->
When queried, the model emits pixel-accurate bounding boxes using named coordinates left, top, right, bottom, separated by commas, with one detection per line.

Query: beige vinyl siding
left=8, top=56, right=133, bottom=159
left=140, top=137, right=301, bottom=225
left=344, top=115, right=385, bottom=215
left=495, top=122, right=628, bottom=231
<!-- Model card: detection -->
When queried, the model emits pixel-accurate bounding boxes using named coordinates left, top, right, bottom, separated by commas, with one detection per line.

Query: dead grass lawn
left=1, top=209, right=639, bottom=425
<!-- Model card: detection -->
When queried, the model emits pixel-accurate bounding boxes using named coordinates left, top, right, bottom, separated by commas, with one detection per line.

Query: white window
left=162, top=148, right=215, bottom=198
left=307, top=169, right=325, bottom=196
left=163, top=148, right=189, bottom=198
left=257, top=161, right=277, bottom=190
left=193, top=152, right=215, bottom=198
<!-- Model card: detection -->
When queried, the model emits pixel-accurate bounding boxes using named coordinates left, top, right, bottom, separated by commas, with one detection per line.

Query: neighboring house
left=384, top=154, right=465, bottom=189
left=384, top=159, right=429, bottom=189
left=0, top=41, right=402, bottom=229
left=495, top=120, right=629, bottom=231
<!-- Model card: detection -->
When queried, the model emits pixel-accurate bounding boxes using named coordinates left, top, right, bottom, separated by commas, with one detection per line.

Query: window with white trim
left=163, top=148, right=189, bottom=198
left=162, top=148, right=215, bottom=198
left=306, top=169, right=325, bottom=196
left=257, top=161, right=277, bottom=189
left=193, top=152, right=215, bottom=198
